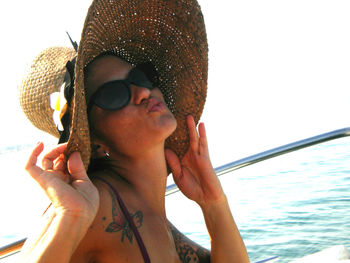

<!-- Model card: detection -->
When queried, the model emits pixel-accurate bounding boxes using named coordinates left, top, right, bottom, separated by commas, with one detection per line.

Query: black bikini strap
left=95, top=177, right=151, bottom=263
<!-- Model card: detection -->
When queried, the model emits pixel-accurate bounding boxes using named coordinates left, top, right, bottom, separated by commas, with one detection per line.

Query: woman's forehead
left=86, top=55, right=132, bottom=87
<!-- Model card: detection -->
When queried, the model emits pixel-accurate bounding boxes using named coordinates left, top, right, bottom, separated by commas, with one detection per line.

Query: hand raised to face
left=25, top=143, right=100, bottom=225
left=165, top=115, right=225, bottom=209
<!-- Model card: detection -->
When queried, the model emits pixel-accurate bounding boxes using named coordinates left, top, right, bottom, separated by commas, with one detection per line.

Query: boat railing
left=166, top=127, right=350, bottom=196
left=2, top=127, right=350, bottom=261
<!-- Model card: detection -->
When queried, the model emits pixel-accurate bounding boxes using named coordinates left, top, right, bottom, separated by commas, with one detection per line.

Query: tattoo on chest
left=178, top=244, right=199, bottom=263
left=105, top=190, right=143, bottom=243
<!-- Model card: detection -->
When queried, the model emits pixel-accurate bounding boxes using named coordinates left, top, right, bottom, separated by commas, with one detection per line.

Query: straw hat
left=19, top=47, right=76, bottom=139
left=19, top=0, right=208, bottom=170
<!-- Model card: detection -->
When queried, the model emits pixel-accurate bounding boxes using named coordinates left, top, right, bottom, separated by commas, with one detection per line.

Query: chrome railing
left=165, top=127, right=350, bottom=196
left=2, top=127, right=350, bottom=259
left=0, top=238, right=25, bottom=260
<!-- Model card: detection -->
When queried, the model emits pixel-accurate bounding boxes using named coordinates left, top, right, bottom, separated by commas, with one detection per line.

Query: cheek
left=93, top=110, right=125, bottom=137
left=91, top=108, right=144, bottom=147
left=89, top=102, right=177, bottom=155
left=90, top=108, right=121, bottom=142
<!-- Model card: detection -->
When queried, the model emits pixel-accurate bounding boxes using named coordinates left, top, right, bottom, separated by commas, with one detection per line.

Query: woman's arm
left=21, top=143, right=99, bottom=263
left=21, top=212, right=91, bottom=263
left=165, top=116, right=249, bottom=263
left=200, top=196, right=248, bottom=263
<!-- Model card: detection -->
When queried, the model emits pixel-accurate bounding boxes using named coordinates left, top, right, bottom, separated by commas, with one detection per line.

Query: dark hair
left=87, top=157, right=111, bottom=174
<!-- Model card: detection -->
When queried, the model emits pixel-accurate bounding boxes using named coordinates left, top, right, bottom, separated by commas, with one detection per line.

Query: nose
left=131, top=85, right=151, bottom=105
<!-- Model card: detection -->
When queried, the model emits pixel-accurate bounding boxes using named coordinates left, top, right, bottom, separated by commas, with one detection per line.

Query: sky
left=1, top=0, right=350, bottom=169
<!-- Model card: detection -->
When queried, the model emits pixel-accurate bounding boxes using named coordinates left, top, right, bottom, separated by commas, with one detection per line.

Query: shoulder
left=168, top=221, right=211, bottom=263
left=69, top=178, right=113, bottom=261
left=71, top=176, right=140, bottom=262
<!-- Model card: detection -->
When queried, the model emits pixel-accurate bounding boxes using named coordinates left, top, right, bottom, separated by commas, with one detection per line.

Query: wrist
left=199, top=194, right=228, bottom=212
left=51, top=214, right=91, bottom=254
left=21, top=212, right=92, bottom=263
left=55, top=212, right=94, bottom=236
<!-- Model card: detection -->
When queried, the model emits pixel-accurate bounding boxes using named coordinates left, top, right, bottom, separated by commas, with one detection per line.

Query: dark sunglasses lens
left=94, top=81, right=131, bottom=110
left=128, top=68, right=154, bottom=89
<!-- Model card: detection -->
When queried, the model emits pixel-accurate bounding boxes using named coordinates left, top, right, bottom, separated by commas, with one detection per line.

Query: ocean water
left=166, top=136, right=350, bottom=262
left=1, top=137, right=350, bottom=262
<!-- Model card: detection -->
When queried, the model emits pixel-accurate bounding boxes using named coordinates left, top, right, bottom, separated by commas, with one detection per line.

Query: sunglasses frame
left=87, top=67, right=155, bottom=113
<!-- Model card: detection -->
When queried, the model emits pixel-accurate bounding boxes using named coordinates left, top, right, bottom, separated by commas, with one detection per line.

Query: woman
left=19, top=0, right=249, bottom=262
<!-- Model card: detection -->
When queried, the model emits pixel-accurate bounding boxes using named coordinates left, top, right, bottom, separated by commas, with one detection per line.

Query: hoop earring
left=104, top=151, right=110, bottom=158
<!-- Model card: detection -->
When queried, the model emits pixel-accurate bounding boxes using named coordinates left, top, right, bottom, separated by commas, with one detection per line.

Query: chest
left=73, top=214, right=181, bottom=263
left=73, top=181, right=182, bottom=263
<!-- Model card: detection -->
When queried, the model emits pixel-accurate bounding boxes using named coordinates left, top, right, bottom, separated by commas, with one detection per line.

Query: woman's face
left=85, top=55, right=177, bottom=157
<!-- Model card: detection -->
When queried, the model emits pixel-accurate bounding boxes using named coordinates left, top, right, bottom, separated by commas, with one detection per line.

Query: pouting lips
left=147, top=98, right=166, bottom=113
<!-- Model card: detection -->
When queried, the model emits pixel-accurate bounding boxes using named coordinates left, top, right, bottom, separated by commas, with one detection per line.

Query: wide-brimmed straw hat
left=19, top=0, right=208, bottom=170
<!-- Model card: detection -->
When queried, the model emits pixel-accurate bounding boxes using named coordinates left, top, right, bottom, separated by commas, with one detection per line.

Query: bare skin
left=22, top=56, right=249, bottom=263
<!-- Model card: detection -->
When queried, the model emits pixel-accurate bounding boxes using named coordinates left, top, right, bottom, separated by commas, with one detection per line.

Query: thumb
left=165, top=149, right=182, bottom=180
left=67, top=152, right=88, bottom=181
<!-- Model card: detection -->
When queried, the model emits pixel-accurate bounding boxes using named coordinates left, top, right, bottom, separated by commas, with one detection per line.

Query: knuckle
left=25, top=161, right=34, bottom=172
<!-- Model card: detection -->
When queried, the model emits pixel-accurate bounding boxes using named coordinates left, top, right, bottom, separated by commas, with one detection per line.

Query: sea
left=1, top=136, right=350, bottom=262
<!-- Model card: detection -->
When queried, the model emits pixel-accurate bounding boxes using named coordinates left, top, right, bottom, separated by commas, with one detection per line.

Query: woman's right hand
left=25, top=142, right=99, bottom=226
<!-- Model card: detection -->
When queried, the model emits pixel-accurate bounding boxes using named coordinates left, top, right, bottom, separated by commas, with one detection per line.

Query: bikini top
left=95, top=177, right=151, bottom=263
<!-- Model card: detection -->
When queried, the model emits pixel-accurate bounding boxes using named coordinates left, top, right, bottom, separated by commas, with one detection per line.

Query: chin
left=158, top=113, right=177, bottom=139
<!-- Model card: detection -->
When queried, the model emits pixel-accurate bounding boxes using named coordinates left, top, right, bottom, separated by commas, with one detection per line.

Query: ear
left=91, top=143, right=110, bottom=159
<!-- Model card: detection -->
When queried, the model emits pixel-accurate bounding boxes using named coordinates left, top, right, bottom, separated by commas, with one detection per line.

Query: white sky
left=1, top=0, right=350, bottom=168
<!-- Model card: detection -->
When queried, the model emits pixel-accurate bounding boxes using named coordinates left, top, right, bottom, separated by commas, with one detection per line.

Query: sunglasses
left=87, top=67, right=155, bottom=112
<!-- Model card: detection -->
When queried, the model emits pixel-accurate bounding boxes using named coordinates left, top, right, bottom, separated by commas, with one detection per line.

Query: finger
left=25, top=143, right=69, bottom=192
left=25, top=142, right=45, bottom=180
left=53, top=157, right=69, bottom=181
left=42, top=143, right=68, bottom=170
left=53, top=156, right=64, bottom=170
left=164, top=149, right=182, bottom=182
left=186, top=115, right=198, bottom=152
left=67, top=152, right=98, bottom=200
left=67, top=152, right=89, bottom=181
left=198, top=122, right=209, bottom=155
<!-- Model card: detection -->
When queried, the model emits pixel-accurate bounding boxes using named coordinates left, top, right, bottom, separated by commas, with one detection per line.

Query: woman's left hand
left=165, top=115, right=225, bottom=208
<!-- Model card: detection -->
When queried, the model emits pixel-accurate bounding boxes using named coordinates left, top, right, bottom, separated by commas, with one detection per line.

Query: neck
left=106, top=145, right=169, bottom=215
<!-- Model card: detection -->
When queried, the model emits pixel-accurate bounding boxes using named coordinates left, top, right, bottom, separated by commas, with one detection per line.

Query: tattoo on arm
left=105, top=189, right=143, bottom=244
left=170, top=223, right=210, bottom=263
